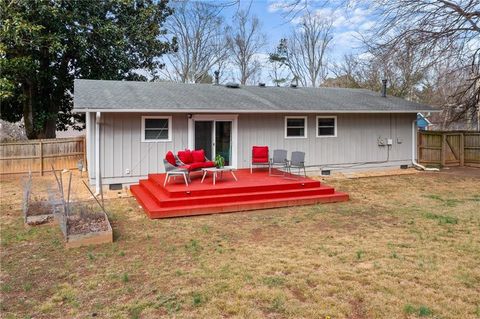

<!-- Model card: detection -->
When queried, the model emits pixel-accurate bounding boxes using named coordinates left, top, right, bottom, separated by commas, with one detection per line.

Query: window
left=316, top=116, right=337, bottom=137
left=141, top=116, right=172, bottom=142
left=285, top=116, right=307, bottom=138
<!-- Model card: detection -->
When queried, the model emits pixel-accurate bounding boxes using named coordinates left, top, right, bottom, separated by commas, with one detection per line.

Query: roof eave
left=73, top=108, right=439, bottom=114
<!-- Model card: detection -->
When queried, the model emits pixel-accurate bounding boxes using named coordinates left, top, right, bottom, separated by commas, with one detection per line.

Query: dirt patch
left=67, top=205, right=108, bottom=235
left=27, top=200, right=53, bottom=216
left=434, top=166, right=480, bottom=178
left=290, top=287, right=307, bottom=302
left=348, top=298, right=367, bottom=319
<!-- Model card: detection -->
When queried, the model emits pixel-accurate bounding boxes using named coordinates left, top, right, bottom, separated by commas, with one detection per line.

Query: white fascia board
left=73, top=108, right=440, bottom=114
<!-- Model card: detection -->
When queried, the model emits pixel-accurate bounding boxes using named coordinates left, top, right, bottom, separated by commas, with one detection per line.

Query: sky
left=222, top=0, right=373, bottom=58
left=161, top=0, right=378, bottom=84
left=215, top=0, right=377, bottom=84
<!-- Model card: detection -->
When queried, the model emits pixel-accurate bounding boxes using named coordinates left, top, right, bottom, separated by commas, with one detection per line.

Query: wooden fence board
left=0, top=137, right=85, bottom=175
left=418, top=131, right=480, bottom=167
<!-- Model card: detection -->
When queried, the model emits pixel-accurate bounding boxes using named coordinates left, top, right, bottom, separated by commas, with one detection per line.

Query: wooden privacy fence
left=0, top=137, right=86, bottom=175
left=418, top=131, right=480, bottom=167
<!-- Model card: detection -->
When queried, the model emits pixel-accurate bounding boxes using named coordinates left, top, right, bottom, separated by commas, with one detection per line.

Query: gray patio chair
left=163, top=159, right=189, bottom=187
left=269, top=149, right=288, bottom=176
left=285, top=151, right=306, bottom=178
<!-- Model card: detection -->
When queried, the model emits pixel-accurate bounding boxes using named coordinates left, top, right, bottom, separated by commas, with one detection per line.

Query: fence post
left=459, top=133, right=465, bottom=167
left=39, top=141, right=43, bottom=176
left=441, top=133, right=446, bottom=167
left=417, top=131, right=422, bottom=164
left=82, top=136, right=87, bottom=171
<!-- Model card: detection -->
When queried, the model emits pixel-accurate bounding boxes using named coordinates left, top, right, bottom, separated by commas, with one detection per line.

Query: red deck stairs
left=130, top=169, right=349, bottom=219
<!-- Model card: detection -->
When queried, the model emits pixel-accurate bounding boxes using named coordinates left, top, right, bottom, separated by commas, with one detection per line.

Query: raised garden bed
left=58, top=202, right=113, bottom=249
left=24, top=199, right=56, bottom=225
left=23, top=178, right=61, bottom=226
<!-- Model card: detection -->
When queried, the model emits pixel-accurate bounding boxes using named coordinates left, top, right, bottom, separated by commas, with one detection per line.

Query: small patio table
left=201, top=167, right=238, bottom=185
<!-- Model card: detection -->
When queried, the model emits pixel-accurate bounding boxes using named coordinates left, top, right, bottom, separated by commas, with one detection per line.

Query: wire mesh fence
left=22, top=171, right=62, bottom=225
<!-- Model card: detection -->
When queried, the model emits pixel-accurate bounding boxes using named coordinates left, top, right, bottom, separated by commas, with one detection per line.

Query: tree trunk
left=22, top=81, right=37, bottom=139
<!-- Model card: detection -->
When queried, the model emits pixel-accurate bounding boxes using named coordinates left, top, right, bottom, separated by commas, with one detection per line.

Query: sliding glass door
left=194, top=120, right=232, bottom=166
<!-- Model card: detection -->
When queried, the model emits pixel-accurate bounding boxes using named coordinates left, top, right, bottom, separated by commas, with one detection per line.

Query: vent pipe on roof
left=226, top=82, right=240, bottom=88
left=381, top=79, right=387, bottom=97
left=214, top=70, right=220, bottom=85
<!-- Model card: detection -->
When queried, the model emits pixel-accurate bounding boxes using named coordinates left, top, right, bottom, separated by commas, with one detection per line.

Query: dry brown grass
left=1, top=171, right=479, bottom=318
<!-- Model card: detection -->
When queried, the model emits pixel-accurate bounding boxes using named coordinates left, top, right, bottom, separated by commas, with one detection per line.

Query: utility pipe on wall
left=411, top=119, right=439, bottom=171
left=95, top=112, right=101, bottom=195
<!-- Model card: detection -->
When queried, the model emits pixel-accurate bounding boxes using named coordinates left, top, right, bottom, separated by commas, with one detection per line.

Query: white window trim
left=141, top=116, right=172, bottom=142
left=316, top=115, right=337, bottom=138
left=285, top=116, right=308, bottom=139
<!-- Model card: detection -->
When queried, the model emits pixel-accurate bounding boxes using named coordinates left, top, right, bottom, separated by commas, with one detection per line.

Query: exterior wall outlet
left=397, top=137, right=403, bottom=144
left=125, top=168, right=130, bottom=175
left=387, top=138, right=393, bottom=145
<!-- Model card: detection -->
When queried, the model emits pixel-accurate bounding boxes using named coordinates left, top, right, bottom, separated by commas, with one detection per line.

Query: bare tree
left=227, top=10, right=267, bottom=85
left=162, top=1, right=230, bottom=83
left=286, top=13, right=333, bottom=87
left=368, top=0, right=480, bottom=129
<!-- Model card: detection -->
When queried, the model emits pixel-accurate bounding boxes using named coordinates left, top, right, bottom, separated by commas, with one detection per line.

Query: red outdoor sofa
left=164, top=149, right=215, bottom=186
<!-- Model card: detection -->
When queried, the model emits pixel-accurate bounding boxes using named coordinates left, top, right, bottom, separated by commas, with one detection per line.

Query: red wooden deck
left=130, top=169, right=349, bottom=219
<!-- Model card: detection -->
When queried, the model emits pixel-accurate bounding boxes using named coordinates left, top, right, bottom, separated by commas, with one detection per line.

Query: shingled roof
left=73, top=79, right=437, bottom=113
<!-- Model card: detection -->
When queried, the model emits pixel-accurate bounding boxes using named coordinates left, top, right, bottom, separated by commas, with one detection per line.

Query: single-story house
left=73, top=79, right=437, bottom=191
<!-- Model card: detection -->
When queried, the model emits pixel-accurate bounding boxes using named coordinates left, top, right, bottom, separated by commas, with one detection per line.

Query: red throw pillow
left=252, top=146, right=269, bottom=159
left=192, top=149, right=205, bottom=162
left=165, top=151, right=176, bottom=166
left=177, top=149, right=193, bottom=164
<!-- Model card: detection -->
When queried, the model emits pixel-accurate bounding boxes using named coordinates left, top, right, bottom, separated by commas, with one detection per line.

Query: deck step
left=144, top=192, right=349, bottom=219
left=148, top=173, right=321, bottom=198
left=140, top=179, right=336, bottom=208
left=131, top=169, right=349, bottom=219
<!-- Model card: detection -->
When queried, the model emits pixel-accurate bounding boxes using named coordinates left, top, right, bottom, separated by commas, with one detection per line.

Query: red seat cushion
left=186, top=161, right=216, bottom=171
left=177, top=149, right=193, bottom=164
left=252, top=157, right=269, bottom=164
left=252, top=146, right=269, bottom=161
left=165, top=151, right=176, bottom=166
left=189, top=162, right=206, bottom=170
left=179, top=165, right=192, bottom=171
left=192, top=149, right=206, bottom=163
left=203, top=161, right=215, bottom=168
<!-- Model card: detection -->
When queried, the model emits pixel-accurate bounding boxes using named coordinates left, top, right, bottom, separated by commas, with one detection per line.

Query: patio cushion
left=178, top=149, right=193, bottom=164
left=252, top=146, right=269, bottom=160
left=203, top=161, right=215, bottom=168
left=252, top=146, right=269, bottom=164
left=165, top=151, right=176, bottom=166
left=192, top=149, right=206, bottom=162
left=252, top=157, right=269, bottom=164
left=189, top=162, right=207, bottom=170
left=179, top=161, right=215, bottom=172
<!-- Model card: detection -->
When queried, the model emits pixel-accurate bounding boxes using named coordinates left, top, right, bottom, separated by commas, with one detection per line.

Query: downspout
left=412, top=119, right=439, bottom=171
left=95, top=112, right=101, bottom=195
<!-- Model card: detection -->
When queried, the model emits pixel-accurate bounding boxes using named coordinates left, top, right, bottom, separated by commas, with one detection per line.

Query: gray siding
left=88, top=112, right=416, bottom=185
left=237, top=113, right=415, bottom=169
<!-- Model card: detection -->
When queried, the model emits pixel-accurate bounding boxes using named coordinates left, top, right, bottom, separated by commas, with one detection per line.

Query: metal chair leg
left=164, top=173, right=169, bottom=187
left=182, top=173, right=189, bottom=186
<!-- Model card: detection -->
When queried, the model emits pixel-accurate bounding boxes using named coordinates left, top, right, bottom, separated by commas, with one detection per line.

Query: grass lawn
left=1, top=171, right=479, bottom=318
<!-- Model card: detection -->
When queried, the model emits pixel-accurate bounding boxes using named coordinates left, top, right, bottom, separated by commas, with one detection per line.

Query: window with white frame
left=141, top=116, right=172, bottom=142
left=316, top=116, right=337, bottom=137
left=285, top=116, right=307, bottom=138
